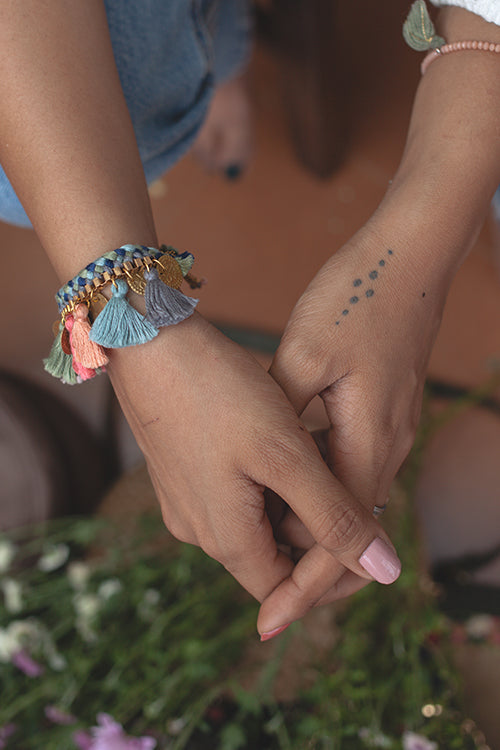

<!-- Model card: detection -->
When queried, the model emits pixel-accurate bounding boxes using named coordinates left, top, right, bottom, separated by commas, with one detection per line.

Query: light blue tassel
left=89, top=278, right=158, bottom=348
left=144, top=268, right=198, bottom=328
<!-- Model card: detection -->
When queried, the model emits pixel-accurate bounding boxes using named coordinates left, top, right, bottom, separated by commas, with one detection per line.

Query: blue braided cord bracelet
left=56, top=244, right=165, bottom=311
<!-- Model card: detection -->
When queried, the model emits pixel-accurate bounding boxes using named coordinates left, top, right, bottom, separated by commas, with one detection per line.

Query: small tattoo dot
left=350, top=296, right=359, bottom=304
left=388, top=249, right=393, bottom=255
left=335, top=320, right=340, bottom=325
left=342, top=309, right=349, bottom=316
left=366, top=289, right=374, bottom=298
left=368, top=270, right=378, bottom=280
left=379, top=259, right=385, bottom=267
left=422, top=292, right=426, bottom=298
left=353, top=278, right=362, bottom=287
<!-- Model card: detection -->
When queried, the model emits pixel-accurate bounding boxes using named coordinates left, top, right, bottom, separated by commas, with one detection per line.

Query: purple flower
left=45, top=705, right=77, bottom=726
left=402, top=731, right=438, bottom=750
left=73, top=715, right=156, bottom=750
left=11, top=649, right=44, bottom=677
left=0, top=724, right=16, bottom=749
left=73, top=730, right=93, bottom=750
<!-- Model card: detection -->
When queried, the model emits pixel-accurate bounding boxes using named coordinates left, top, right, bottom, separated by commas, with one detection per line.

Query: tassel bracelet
left=44, top=244, right=202, bottom=384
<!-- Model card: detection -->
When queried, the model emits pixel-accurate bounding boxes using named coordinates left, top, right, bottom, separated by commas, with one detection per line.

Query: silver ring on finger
left=372, top=502, right=388, bottom=518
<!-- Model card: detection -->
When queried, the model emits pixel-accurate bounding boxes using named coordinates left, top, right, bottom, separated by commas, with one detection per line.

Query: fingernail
left=260, top=624, right=290, bottom=642
left=358, top=538, right=401, bottom=584
left=225, top=164, right=242, bottom=180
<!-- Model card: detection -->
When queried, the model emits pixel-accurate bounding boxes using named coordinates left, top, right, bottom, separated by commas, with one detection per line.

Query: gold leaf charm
left=89, top=292, right=109, bottom=322
left=156, top=255, right=184, bottom=290
left=126, top=268, right=147, bottom=295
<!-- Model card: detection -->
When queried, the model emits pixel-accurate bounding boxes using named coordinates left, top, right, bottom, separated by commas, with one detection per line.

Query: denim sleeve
left=0, top=0, right=252, bottom=229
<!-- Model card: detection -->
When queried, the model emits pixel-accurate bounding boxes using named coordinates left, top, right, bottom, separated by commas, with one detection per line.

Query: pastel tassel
left=89, top=278, right=158, bottom=348
left=43, top=320, right=77, bottom=383
left=144, top=268, right=198, bottom=328
left=65, top=315, right=96, bottom=381
left=175, top=252, right=195, bottom=277
left=71, top=303, right=109, bottom=369
left=160, top=246, right=195, bottom=277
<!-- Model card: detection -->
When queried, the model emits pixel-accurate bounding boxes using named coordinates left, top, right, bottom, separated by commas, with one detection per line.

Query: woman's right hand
left=107, top=313, right=401, bottom=638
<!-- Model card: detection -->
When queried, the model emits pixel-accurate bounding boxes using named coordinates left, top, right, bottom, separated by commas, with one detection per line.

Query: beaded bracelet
left=45, top=244, right=201, bottom=385
left=403, top=0, right=500, bottom=74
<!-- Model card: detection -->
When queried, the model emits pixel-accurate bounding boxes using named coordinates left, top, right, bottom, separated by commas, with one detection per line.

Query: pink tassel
left=65, top=315, right=96, bottom=381
left=71, top=304, right=109, bottom=369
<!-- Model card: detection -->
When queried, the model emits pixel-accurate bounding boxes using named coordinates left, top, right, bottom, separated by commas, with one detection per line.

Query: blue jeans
left=0, top=0, right=251, bottom=228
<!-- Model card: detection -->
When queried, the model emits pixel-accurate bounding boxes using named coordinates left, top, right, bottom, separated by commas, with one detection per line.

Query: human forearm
left=0, top=1, right=156, bottom=281
left=376, top=7, right=500, bottom=281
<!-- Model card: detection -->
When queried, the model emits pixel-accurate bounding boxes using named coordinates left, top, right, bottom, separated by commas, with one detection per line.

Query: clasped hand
left=106, top=225, right=446, bottom=637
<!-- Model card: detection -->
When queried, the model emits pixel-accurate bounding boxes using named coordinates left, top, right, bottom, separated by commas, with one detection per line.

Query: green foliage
left=0, top=387, right=492, bottom=750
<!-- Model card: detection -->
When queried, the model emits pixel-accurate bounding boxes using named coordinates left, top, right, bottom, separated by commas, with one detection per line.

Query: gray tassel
left=144, top=268, right=198, bottom=328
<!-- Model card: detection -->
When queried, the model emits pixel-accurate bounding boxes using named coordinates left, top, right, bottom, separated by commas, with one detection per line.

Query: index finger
left=251, top=432, right=401, bottom=622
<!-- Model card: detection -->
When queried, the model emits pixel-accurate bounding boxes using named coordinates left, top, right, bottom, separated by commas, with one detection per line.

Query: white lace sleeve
left=429, top=0, right=500, bottom=25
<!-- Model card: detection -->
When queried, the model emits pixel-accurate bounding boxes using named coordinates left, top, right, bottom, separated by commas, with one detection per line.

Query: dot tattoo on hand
left=334, top=248, right=394, bottom=327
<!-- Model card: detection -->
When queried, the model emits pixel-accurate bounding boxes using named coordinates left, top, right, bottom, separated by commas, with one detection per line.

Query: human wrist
left=45, top=244, right=201, bottom=384
left=372, top=153, right=494, bottom=286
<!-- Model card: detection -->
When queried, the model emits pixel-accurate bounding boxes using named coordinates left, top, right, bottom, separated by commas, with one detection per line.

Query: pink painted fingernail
left=260, top=624, right=290, bottom=642
left=359, top=538, right=401, bottom=584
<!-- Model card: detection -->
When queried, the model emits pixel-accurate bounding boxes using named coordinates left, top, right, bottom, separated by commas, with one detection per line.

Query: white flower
left=464, top=614, right=495, bottom=640
left=359, top=727, right=392, bottom=747
left=0, top=627, right=21, bottom=662
left=48, top=651, right=67, bottom=671
left=0, top=618, right=64, bottom=669
left=1, top=578, right=23, bottom=613
left=402, top=731, right=438, bottom=750
left=138, top=588, right=161, bottom=622
left=167, top=717, right=187, bottom=736
left=144, top=588, right=160, bottom=606
left=67, top=561, right=90, bottom=590
left=73, top=593, right=100, bottom=643
left=37, top=543, right=69, bottom=572
left=97, top=578, right=122, bottom=600
left=73, top=593, right=100, bottom=620
left=0, top=539, right=15, bottom=574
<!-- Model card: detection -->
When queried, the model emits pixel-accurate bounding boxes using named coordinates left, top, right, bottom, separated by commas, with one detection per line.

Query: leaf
left=403, top=0, right=445, bottom=51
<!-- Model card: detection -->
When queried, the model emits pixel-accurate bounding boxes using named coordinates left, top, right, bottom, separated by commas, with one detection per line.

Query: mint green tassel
left=89, top=278, right=158, bottom=348
left=175, top=253, right=195, bottom=277
left=403, top=0, right=445, bottom=51
left=60, top=353, right=79, bottom=385
left=43, top=321, right=77, bottom=384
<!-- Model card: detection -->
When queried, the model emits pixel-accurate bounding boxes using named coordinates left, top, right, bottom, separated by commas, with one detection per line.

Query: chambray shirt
left=0, top=0, right=251, bottom=228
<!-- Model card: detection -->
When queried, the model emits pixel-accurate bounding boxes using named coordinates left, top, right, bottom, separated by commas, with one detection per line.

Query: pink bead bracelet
left=422, top=40, right=500, bottom=75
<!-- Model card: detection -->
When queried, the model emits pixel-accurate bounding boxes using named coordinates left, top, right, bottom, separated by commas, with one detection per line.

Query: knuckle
left=314, top=504, right=364, bottom=552
left=288, top=575, right=320, bottom=612
left=162, top=517, right=191, bottom=544
left=275, top=333, right=328, bottom=387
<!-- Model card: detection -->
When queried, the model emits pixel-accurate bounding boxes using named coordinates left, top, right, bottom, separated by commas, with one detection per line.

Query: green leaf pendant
left=403, top=0, right=445, bottom=51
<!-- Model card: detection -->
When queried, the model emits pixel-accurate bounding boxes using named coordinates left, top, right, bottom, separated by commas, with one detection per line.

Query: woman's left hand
left=258, top=213, right=452, bottom=632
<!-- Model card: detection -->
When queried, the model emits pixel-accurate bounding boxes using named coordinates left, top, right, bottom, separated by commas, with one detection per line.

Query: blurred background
left=1, top=0, right=500, bottom=741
